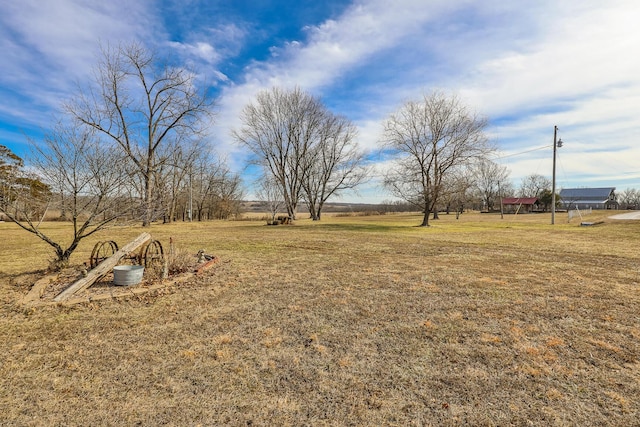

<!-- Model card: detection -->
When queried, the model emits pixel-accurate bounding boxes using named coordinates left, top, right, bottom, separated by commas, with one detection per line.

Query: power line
left=362, top=144, right=555, bottom=180
left=490, top=144, right=552, bottom=160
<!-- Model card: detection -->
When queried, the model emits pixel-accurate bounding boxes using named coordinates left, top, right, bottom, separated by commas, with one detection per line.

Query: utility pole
left=499, top=181, right=504, bottom=220
left=189, top=166, right=193, bottom=222
left=551, top=125, right=563, bottom=225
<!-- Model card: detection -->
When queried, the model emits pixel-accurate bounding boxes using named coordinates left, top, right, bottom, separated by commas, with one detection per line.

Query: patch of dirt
left=609, top=211, right=640, bottom=220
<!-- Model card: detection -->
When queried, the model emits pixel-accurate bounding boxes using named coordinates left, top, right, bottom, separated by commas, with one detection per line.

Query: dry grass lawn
left=1, top=211, right=639, bottom=425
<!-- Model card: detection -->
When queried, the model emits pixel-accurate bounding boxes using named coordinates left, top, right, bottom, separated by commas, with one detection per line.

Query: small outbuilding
left=559, top=187, right=617, bottom=210
left=501, top=197, right=540, bottom=213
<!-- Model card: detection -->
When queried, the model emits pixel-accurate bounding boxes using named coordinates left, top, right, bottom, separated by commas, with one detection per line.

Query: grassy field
left=1, top=211, right=639, bottom=425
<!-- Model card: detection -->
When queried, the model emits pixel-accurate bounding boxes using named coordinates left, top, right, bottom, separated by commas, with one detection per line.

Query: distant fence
left=568, top=207, right=592, bottom=221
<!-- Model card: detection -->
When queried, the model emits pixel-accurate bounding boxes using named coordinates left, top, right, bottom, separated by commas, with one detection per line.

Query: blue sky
left=2, top=0, right=640, bottom=203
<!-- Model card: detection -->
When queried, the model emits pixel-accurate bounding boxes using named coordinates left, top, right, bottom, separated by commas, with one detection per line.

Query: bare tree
left=383, top=92, right=491, bottom=226
left=518, top=174, right=551, bottom=198
left=234, top=87, right=322, bottom=219
left=257, top=176, right=284, bottom=221
left=209, top=168, right=244, bottom=220
left=154, top=140, right=203, bottom=223
left=66, top=42, right=214, bottom=226
left=0, top=145, right=50, bottom=223
left=618, top=188, right=640, bottom=209
left=0, top=145, right=26, bottom=215
left=155, top=155, right=188, bottom=223
left=1, top=124, right=136, bottom=269
left=192, top=154, right=224, bottom=221
left=473, top=159, right=511, bottom=212
left=438, top=170, right=473, bottom=218
left=302, top=113, right=368, bottom=220
left=173, top=151, right=244, bottom=221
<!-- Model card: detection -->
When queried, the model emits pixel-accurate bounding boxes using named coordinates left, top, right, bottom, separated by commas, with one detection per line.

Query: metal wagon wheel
left=140, top=240, right=165, bottom=269
left=89, top=240, right=119, bottom=269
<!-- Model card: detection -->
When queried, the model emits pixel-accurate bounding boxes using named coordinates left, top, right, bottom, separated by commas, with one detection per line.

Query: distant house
left=501, top=197, right=540, bottom=213
left=559, top=187, right=617, bottom=210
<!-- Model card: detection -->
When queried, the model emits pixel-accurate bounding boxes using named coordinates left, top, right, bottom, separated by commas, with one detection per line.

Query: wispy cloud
left=241, top=0, right=453, bottom=90
left=167, top=22, right=247, bottom=71
left=214, top=0, right=455, bottom=163
left=0, top=0, right=157, bottom=129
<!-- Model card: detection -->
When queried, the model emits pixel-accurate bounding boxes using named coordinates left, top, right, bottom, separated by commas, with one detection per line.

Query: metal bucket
left=113, top=265, right=144, bottom=286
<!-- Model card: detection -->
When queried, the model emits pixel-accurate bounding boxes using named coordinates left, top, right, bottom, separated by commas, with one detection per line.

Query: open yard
left=1, top=211, right=639, bottom=425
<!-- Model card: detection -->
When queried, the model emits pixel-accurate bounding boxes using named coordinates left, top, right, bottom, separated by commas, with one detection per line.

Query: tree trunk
left=287, top=202, right=298, bottom=220
left=315, top=200, right=325, bottom=221
left=166, top=200, right=176, bottom=223
left=307, top=199, right=319, bottom=220
left=143, top=175, right=153, bottom=227
left=420, top=202, right=430, bottom=226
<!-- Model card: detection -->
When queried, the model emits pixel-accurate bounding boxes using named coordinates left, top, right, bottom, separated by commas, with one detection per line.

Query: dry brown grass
left=1, top=211, right=639, bottom=425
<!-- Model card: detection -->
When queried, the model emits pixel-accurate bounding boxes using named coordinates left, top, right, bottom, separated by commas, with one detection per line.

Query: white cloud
left=167, top=22, right=247, bottom=72
left=245, top=0, right=451, bottom=90
left=0, top=0, right=157, bottom=127
left=213, top=0, right=455, bottom=170
left=169, top=41, right=221, bottom=64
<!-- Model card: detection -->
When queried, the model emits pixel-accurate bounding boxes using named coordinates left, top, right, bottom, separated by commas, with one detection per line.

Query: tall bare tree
left=1, top=124, right=136, bottom=269
left=66, top=42, right=214, bottom=226
left=383, top=92, right=491, bottom=226
left=301, top=113, right=368, bottom=220
left=234, top=87, right=325, bottom=220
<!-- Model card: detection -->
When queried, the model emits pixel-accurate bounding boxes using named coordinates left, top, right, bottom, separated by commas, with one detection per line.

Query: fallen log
left=53, top=232, right=151, bottom=302
left=20, top=273, right=59, bottom=306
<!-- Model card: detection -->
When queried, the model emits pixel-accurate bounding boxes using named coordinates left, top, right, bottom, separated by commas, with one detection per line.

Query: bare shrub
left=166, top=247, right=198, bottom=275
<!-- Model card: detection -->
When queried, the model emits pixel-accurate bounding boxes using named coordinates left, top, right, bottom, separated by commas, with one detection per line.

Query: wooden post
left=53, top=232, right=151, bottom=302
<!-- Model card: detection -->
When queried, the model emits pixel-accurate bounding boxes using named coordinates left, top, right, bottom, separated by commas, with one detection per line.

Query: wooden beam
left=20, top=273, right=59, bottom=306
left=53, top=232, right=151, bottom=302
